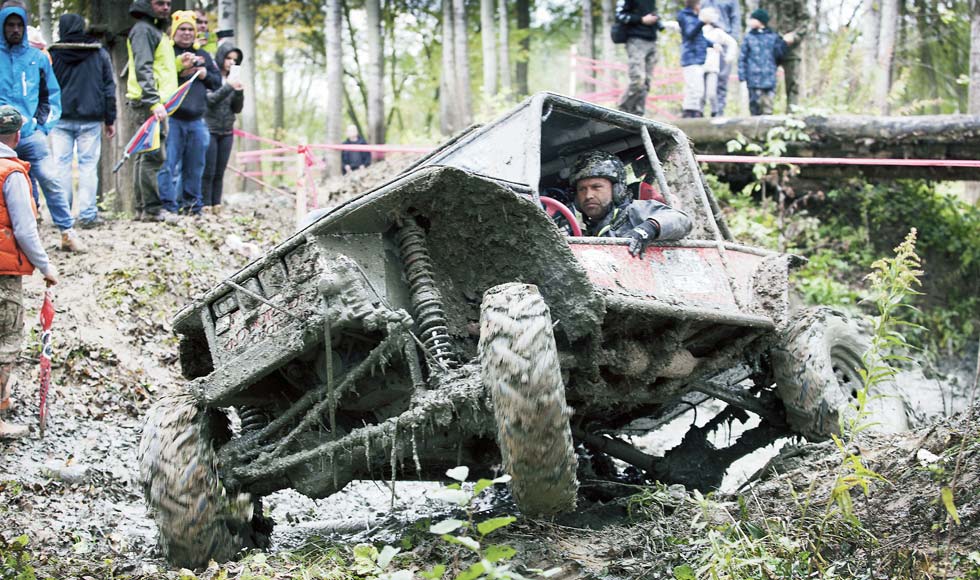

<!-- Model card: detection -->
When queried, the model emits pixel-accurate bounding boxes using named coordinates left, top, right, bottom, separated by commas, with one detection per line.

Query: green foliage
left=0, top=534, right=36, bottom=580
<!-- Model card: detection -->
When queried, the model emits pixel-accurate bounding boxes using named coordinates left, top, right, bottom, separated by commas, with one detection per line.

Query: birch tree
left=600, top=0, right=615, bottom=82
left=218, top=0, right=236, bottom=44
left=498, top=0, right=511, bottom=97
left=236, top=0, right=258, bottom=140
left=37, top=0, right=51, bottom=43
left=873, top=0, right=898, bottom=113
left=325, top=0, right=344, bottom=175
left=577, top=0, right=594, bottom=94
left=481, top=0, right=498, bottom=99
left=366, top=0, right=385, bottom=144
left=453, top=0, right=473, bottom=125
left=440, top=0, right=459, bottom=134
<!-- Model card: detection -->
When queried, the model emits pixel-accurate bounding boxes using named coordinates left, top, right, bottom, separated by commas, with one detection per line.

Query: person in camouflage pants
left=767, top=0, right=809, bottom=109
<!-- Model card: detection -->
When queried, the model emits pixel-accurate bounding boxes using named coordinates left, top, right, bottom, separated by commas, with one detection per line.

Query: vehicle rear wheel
left=138, top=393, right=269, bottom=568
left=479, top=283, right=578, bottom=516
left=772, top=307, right=909, bottom=441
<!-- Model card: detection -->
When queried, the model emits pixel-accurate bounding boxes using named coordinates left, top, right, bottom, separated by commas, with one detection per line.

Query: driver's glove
left=628, top=220, right=661, bottom=257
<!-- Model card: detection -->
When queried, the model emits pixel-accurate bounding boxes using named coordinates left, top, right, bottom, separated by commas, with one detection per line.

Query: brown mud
left=0, top=161, right=977, bottom=578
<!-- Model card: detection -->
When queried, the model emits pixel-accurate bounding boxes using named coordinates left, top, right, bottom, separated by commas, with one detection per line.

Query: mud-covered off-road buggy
left=138, top=93, right=910, bottom=567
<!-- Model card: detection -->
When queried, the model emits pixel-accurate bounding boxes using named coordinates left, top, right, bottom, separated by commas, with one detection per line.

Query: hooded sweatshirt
left=126, top=0, right=177, bottom=108
left=49, top=14, right=116, bottom=125
left=0, top=6, right=62, bottom=139
left=204, top=44, right=244, bottom=134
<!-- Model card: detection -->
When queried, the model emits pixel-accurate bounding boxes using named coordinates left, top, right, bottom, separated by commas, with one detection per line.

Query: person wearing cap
left=738, top=9, right=787, bottom=116
left=126, top=0, right=181, bottom=223
left=0, top=3, right=86, bottom=252
left=158, top=10, right=220, bottom=216
left=570, top=151, right=692, bottom=257
left=49, top=13, right=117, bottom=230
left=0, top=105, right=58, bottom=439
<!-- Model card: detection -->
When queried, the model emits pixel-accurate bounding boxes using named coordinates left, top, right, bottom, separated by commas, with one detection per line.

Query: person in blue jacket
left=677, top=0, right=713, bottom=118
left=738, top=9, right=787, bottom=116
left=0, top=3, right=85, bottom=252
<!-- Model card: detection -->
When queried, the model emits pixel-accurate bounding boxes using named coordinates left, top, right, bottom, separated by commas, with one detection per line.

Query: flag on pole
left=38, top=290, right=54, bottom=437
left=113, top=75, right=199, bottom=173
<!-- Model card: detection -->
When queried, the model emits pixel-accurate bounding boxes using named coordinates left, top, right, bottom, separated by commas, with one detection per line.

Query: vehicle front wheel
left=138, top=393, right=270, bottom=568
left=771, top=307, right=909, bottom=441
left=479, top=283, right=578, bottom=516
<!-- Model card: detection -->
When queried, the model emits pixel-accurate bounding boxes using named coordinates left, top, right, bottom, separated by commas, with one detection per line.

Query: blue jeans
left=15, top=131, right=75, bottom=231
left=158, top=117, right=210, bottom=214
left=50, top=120, right=103, bottom=223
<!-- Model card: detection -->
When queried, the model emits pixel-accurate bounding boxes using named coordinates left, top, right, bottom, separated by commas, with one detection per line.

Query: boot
left=0, top=364, right=14, bottom=412
left=212, top=204, right=222, bottom=216
left=0, top=419, right=28, bottom=439
left=61, top=228, right=88, bottom=253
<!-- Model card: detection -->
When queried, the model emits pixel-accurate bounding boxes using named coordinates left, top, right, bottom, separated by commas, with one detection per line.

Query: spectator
left=677, top=0, right=712, bottom=118
left=341, top=125, right=371, bottom=175
left=126, top=0, right=181, bottom=223
left=767, top=0, right=808, bottom=109
left=49, top=13, right=116, bottom=229
left=159, top=11, right=220, bottom=217
left=738, top=9, right=787, bottom=116
left=700, top=0, right=741, bottom=115
left=202, top=43, right=243, bottom=215
left=0, top=105, right=58, bottom=439
left=194, top=8, right=217, bottom=55
left=615, top=0, right=664, bottom=117
left=0, top=4, right=85, bottom=252
left=699, top=7, right=737, bottom=117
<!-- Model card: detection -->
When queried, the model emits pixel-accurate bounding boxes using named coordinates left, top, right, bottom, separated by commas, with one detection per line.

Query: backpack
left=611, top=22, right=628, bottom=44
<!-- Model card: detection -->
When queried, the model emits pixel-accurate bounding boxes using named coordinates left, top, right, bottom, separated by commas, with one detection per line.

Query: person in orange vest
left=0, top=105, right=58, bottom=439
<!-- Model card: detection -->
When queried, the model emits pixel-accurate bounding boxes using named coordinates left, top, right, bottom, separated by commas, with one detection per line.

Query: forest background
left=21, top=0, right=980, bottom=357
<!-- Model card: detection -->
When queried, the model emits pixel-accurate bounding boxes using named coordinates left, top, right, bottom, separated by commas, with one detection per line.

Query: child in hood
left=738, top=8, right=787, bottom=115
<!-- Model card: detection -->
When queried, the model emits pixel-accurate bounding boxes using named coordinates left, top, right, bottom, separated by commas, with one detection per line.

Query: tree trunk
left=967, top=0, right=980, bottom=204
left=873, top=0, right=898, bottom=113
left=498, top=0, right=511, bottom=97
left=236, top=0, right=258, bottom=137
left=453, top=0, right=473, bottom=125
left=324, top=0, right=344, bottom=175
left=88, top=0, right=135, bottom=214
left=273, top=42, right=285, bottom=138
left=578, top=0, right=594, bottom=95
left=440, top=0, right=458, bottom=135
left=481, top=0, right=498, bottom=99
left=600, top=0, right=615, bottom=85
left=366, top=0, right=385, bottom=145
left=218, top=0, right=236, bottom=44
left=515, top=0, right=530, bottom=96
left=36, top=0, right=51, bottom=44
left=861, top=0, right=880, bottom=96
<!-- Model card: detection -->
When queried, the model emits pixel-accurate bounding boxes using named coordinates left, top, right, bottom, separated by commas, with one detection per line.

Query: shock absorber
left=395, top=218, right=457, bottom=370
left=238, top=406, right=270, bottom=434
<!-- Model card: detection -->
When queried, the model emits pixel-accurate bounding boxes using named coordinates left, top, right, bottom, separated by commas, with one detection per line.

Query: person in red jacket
left=0, top=105, right=57, bottom=439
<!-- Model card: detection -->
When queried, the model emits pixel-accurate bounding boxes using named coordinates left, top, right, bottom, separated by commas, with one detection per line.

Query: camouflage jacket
left=738, top=27, right=787, bottom=90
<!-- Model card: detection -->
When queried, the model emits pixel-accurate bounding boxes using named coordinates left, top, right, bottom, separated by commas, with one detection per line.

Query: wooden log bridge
left=674, top=115, right=980, bottom=181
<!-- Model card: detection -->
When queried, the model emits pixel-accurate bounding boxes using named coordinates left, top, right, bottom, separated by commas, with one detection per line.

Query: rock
left=41, top=460, right=90, bottom=484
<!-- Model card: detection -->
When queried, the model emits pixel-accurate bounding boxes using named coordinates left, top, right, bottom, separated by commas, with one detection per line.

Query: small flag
left=113, top=75, right=198, bottom=172
left=38, top=290, right=54, bottom=436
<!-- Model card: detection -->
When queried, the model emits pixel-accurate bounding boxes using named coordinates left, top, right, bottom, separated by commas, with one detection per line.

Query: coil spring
left=239, top=406, right=270, bottom=434
left=395, top=219, right=456, bottom=369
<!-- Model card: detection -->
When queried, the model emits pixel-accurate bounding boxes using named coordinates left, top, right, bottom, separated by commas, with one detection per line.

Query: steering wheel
left=539, top=196, right=583, bottom=237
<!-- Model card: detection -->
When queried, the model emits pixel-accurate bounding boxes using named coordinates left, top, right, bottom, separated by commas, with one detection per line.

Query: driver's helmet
left=570, top=151, right=629, bottom=206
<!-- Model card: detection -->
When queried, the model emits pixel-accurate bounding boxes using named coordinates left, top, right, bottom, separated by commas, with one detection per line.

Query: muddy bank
left=0, top=159, right=977, bottom=579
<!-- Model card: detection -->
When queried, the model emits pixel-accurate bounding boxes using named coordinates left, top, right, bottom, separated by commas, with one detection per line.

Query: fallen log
left=674, top=114, right=980, bottom=181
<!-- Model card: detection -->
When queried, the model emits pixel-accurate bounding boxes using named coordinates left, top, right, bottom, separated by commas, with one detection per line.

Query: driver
left=571, top=151, right=692, bottom=257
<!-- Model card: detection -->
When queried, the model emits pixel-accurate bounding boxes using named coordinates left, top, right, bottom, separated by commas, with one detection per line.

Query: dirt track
left=1, top=163, right=978, bottom=578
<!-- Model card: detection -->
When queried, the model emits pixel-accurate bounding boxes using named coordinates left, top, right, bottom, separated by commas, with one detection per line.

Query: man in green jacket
left=126, top=0, right=191, bottom=223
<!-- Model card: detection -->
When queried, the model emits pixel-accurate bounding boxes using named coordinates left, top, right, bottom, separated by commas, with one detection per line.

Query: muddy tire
left=138, top=394, right=266, bottom=568
left=772, top=307, right=909, bottom=440
left=479, top=283, right=578, bottom=516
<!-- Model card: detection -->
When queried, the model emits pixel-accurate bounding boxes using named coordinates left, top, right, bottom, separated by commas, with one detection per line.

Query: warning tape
left=696, top=154, right=980, bottom=168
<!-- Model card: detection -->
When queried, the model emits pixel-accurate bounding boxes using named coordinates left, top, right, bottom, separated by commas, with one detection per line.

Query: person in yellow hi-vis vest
left=126, top=0, right=193, bottom=223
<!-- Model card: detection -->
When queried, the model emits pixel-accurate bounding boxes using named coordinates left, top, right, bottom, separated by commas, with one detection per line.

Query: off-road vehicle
left=138, top=93, right=909, bottom=568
